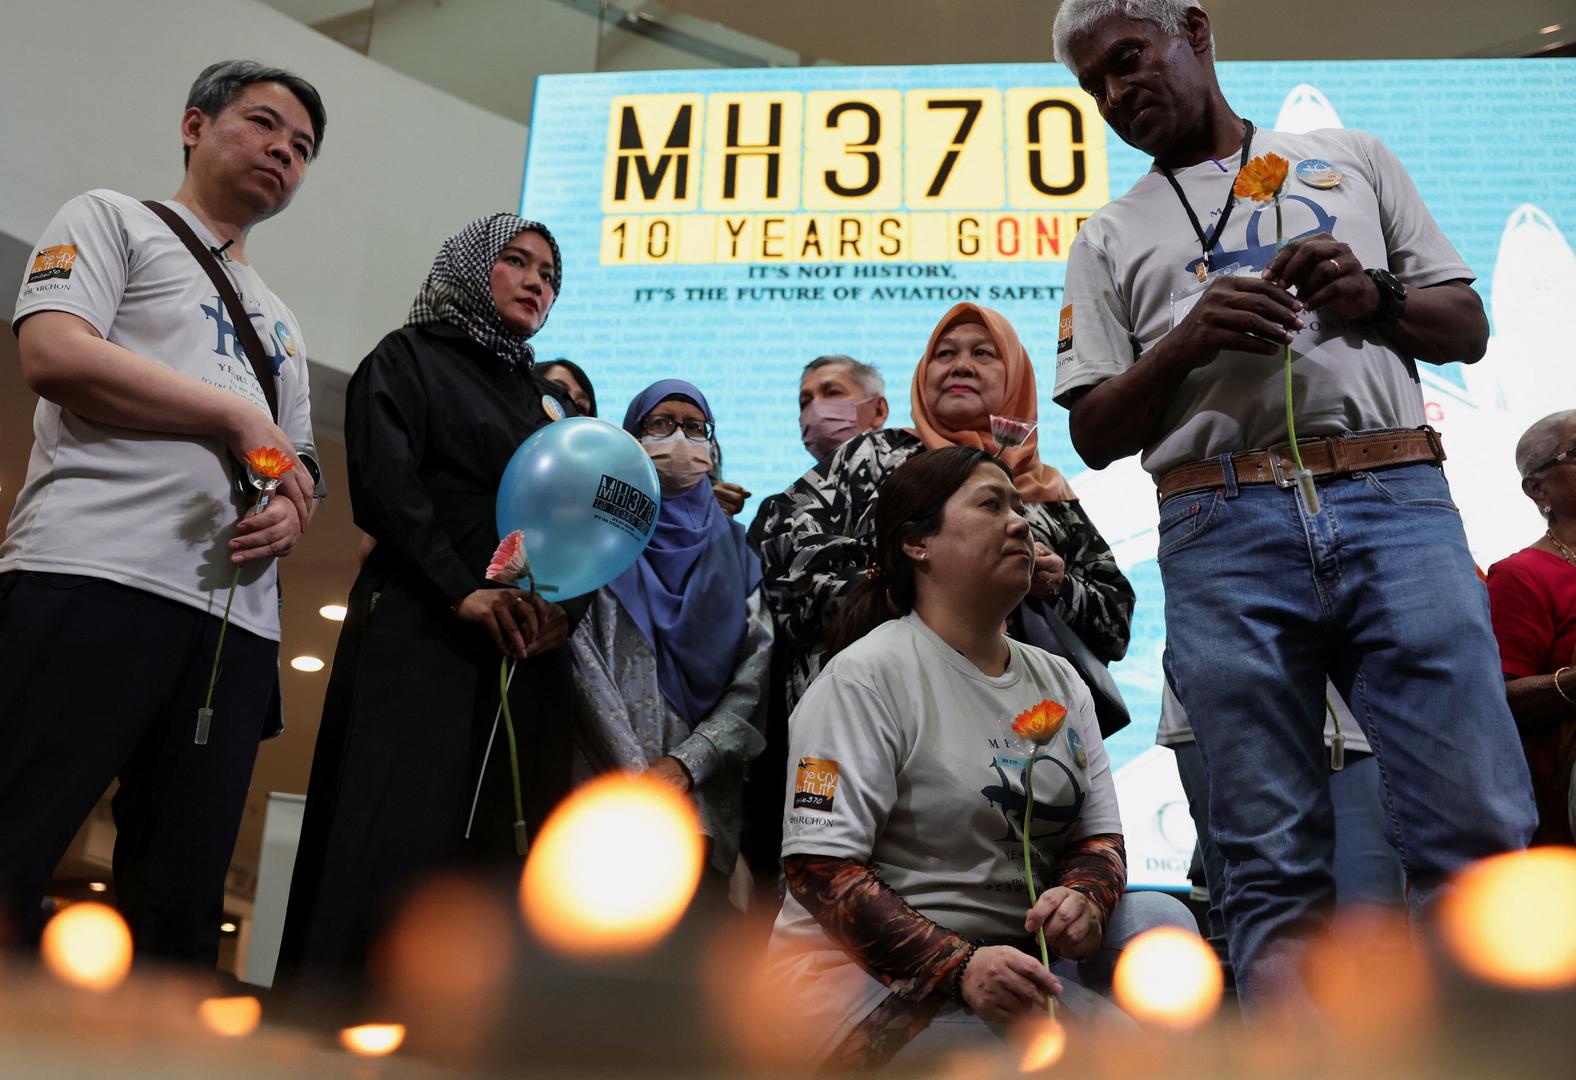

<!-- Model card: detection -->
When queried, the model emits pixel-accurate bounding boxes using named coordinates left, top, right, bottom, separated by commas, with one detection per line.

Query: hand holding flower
left=454, top=589, right=539, bottom=659
left=1260, top=232, right=1379, bottom=321
left=1026, top=886, right=1104, bottom=962
left=1009, top=697, right=1070, bottom=1019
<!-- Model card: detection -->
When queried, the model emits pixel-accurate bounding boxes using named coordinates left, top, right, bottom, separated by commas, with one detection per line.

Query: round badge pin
left=1067, top=726, right=1088, bottom=770
left=541, top=394, right=566, bottom=421
left=1295, top=158, right=1342, bottom=189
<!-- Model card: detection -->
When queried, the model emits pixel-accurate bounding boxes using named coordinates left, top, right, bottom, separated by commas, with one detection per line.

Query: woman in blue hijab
left=569, top=379, right=771, bottom=897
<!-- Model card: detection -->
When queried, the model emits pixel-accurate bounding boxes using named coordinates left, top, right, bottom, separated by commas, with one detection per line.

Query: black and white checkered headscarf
left=406, top=213, right=563, bottom=368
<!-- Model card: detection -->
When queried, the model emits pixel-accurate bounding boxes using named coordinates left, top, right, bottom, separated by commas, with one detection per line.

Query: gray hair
left=1515, top=410, right=1576, bottom=479
left=802, top=354, right=884, bottom=397
left=1051, top=1, right=1213, bottom=68
left=184, top=60, right=327, bottom=167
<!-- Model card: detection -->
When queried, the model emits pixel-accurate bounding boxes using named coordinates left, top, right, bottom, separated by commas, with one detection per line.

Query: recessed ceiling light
left=318, top=604, right=348, bottom=622
left=1541, top=23, right=1563, bottom=34
left=87, top=882, right=108, bottom=893
left=219, top=921, right=238, bottom=934
left=290, top=656, right=325, bottom=673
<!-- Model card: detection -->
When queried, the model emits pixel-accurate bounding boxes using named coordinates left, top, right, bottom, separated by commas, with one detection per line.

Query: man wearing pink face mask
left=799, top=355, right=889, bottom=462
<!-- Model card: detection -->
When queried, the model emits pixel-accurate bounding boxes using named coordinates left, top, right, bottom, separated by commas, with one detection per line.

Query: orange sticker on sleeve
left=793, top=757, right=840, bottom=811
left=28, top=244, right=78, bottom=284
left=1056, top=303, right=1073, bottom=355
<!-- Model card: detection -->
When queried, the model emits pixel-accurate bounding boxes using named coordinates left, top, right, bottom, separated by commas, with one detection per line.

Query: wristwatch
left=297, top=450, right=329, bottom=501
left=1360, top=268, right=1407, bottom=327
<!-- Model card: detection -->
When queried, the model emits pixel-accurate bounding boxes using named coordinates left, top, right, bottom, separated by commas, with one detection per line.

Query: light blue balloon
left=495, top=417, right=660, bottom=600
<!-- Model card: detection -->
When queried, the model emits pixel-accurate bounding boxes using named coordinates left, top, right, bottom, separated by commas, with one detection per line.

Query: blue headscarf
left=608, top=380, right=763, bottom=728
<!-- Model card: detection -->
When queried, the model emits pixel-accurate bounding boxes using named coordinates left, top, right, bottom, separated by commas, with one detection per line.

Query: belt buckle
left=1264, top=443, right=1297, bottom=489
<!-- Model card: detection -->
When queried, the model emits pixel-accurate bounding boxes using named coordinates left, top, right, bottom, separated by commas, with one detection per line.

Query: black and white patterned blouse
left=749, top=428, right=1135, bottom=706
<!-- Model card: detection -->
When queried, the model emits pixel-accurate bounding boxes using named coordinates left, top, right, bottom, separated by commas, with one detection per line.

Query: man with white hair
left=1050, top=0, right=1535, bottom=1006
left=797, top=354, right=890, bottom=462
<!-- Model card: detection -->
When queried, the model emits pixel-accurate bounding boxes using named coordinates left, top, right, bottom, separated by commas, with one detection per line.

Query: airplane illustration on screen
left=1275, top=83, right=1344, bottom=133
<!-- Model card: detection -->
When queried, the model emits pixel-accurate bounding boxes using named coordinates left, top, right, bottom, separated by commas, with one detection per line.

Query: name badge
left=1170, top=262, right=1246, bottom=330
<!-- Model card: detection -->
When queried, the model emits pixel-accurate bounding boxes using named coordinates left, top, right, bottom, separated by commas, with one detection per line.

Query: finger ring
left=514, top=595, right=527, bottom=604
left=1329, top=257, right=1341, bottom=274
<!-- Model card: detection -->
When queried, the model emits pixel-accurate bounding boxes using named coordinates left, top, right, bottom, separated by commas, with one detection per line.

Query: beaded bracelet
left=950, top=941, right=982, bottom=1002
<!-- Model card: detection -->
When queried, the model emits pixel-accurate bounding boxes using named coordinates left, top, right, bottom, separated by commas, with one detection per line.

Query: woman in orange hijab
left=754, top=302, right=1134, bottom=713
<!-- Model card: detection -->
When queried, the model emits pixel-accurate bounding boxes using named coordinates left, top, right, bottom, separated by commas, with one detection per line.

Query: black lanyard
left=1159, top=118, right=1254, bottom=274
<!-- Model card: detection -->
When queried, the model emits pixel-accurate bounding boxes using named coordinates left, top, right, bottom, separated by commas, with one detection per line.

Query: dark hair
left=826, top=446, right=1010, bottom=657
left=183, top=60, right=327, bottom=167
left=539, top=358, right=597, bottom=417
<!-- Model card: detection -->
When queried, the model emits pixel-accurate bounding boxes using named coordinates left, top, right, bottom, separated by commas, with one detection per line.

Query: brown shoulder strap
left=142, top=199, right=279, bottom=422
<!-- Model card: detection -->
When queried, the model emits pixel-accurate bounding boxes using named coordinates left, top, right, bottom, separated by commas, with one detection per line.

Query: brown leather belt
left=1155, top=427, right=1446, bottom=502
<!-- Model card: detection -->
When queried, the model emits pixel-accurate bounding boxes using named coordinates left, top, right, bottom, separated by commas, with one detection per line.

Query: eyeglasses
left=642, top=415, right=714, bottom=441
left=1533, top=445, right=1576, bottom=474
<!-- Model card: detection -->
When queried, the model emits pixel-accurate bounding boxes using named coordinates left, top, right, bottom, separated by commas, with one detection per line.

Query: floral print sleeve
left=782, top=853, right=973, bottom=1002
left=1052, top=831, right=1127, bottom=927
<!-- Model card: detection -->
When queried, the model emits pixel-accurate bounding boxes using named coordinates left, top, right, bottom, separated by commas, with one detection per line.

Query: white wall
left=0, top=0, right=530, bottom=378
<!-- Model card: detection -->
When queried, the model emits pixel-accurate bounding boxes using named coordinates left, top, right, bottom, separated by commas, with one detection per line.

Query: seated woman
left=765, top=447, right=1193, bottom=1070
left=1487, top=409, right=1576, bottom=845
left=539, top=357, right=596, bottom=417
left=278, top=214, right=581, bottom=992
left=753, top=303, right=1133, bottom=714
left=569, top=380, right=772, bottom=898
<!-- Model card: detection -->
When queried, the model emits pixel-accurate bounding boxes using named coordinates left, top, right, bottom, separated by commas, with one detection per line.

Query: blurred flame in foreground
left=1112, top=926, right=1223, bottom=1029
left=520, top=772, right=703, bottom=954
left=1304, top=905, right=1432, bottom=1039
left=372, top=875, right=514, bottom=1055
left=198, top=995, right=261, bottom=1038
left=41, top=902, right=132, bottom=992
left=340, top=1023, right=405, bottom=1056
left=1018, top=1018, right=1068, bottom=1071
left=1441, top=847, right=1576, bottom=990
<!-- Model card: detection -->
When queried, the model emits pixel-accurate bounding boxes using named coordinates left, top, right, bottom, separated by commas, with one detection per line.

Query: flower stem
left=1276, top=200, right=1319, bottom=513
left=201, top=564, right=242, bottom=712
left=499, top=658, right=528, bottom=855
left=1022, top=756, right=1057, bottom=1020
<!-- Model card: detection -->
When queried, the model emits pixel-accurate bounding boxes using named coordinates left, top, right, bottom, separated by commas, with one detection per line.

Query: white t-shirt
left=1053, top=128, right=1473, bottom=476
left=3, top=190, right=312, bottom=640
left=1155, top=678, right=1370, bottom=755
left=766, top=612, right=1122, bottom=1058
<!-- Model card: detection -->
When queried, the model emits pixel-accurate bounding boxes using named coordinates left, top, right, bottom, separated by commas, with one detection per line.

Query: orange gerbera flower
left=1012, top=698, right=1069, bottom=745
left=1232, top=152, right=1290, bottom=202
left=244, top=446, right=295, bottom=480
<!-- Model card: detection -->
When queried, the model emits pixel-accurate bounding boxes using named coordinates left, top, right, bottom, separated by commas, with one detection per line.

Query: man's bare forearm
left=1066, top=334, right=1197, bottom=470
left=18, top=311, right=251, bottom=442
left=1377, top=280, right=1488, bottom=366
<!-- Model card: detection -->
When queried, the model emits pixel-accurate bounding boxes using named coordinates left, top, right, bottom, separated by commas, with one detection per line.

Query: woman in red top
left=1487, top=410, right=1576, bottom=845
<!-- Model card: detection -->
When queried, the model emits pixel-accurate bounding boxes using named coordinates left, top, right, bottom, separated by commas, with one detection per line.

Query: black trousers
left=0, top=571, right=273, bottom=967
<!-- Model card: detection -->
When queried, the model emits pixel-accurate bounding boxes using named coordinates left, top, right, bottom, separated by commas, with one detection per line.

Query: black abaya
left=276, top=322, right=583, bottom=989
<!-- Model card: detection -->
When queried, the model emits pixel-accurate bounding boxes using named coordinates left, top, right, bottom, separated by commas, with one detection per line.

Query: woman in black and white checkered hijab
left=408, top=212, right=563, bottom=367
left=277, top=212, right=583, bottom=987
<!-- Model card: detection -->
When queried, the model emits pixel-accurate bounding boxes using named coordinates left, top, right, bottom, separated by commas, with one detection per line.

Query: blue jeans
left=1173, top=741, right=1403, bottom=984
left=1156, top=460, right=1535, bottom=1007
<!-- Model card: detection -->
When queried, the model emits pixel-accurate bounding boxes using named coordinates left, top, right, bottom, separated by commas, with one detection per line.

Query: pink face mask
left=800, top=396, right=871, bottom=461
left=642, top=433, right=714, bottom=496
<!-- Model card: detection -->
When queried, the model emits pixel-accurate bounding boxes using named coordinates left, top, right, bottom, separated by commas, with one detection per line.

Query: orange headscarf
left=909, top=302, right=1076, bottom=503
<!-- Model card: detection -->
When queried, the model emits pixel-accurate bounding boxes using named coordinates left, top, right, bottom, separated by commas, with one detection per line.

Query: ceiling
left=267, top=0, right=1576, bottom=125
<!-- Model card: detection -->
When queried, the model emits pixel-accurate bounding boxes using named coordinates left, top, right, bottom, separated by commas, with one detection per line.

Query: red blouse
left=1487, top=546, right=1576, bottom=845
